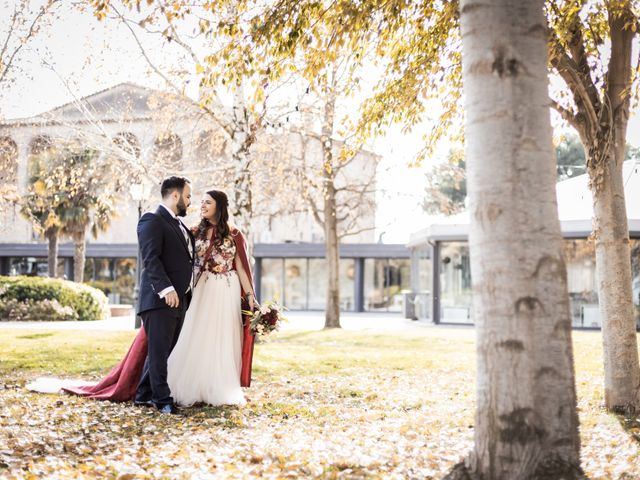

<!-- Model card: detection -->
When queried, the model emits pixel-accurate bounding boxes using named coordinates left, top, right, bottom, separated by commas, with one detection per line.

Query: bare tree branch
left=110, top=4, right=234, bottom=136
left=549, top=96, right=583, bottom=134
left=0, top=0, right=61, bottom=85
left=338, top=224, right=375, bottom=240
left=549, top=29, right=600, bottom=135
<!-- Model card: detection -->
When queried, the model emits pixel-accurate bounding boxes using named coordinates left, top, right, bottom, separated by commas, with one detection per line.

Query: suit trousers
left=135, top=293, right=191, bottom=406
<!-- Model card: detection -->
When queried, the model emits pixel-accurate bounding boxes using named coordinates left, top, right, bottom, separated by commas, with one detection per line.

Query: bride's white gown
left=167, top=234, right=245, bottom=406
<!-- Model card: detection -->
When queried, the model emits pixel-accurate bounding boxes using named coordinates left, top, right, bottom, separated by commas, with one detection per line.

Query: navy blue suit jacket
left=136, top=206, right=195, bottom=315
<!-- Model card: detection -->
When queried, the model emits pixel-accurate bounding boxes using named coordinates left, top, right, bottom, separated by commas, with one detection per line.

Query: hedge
left=0, top=276, right=109, bottom=321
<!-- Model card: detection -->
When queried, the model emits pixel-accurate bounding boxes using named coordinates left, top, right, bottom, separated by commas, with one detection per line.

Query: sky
left=3, top=2, right=640, bottom=244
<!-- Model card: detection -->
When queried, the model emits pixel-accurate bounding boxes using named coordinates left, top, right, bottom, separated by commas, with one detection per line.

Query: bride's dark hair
left=196, top=190, right=230, bottom=246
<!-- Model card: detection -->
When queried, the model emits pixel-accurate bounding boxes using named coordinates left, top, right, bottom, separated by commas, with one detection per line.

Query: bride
left=167, top=189, right=256, bottom=406
left=28, top=189, right=257, bottom=407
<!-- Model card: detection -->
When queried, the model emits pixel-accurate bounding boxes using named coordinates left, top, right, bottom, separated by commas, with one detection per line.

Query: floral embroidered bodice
left=195, top=235, right=236, bottom=275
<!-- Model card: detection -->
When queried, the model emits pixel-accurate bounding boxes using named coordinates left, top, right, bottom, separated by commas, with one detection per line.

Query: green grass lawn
left=0, top=327, right=638, bottom=479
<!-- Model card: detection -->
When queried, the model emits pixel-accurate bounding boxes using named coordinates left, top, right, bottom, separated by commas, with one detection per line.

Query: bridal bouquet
left=243, top=299, right=287, bottom=337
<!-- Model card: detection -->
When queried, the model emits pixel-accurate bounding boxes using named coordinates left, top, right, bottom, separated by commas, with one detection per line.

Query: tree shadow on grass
left=615, top=411, right=640, bottom=444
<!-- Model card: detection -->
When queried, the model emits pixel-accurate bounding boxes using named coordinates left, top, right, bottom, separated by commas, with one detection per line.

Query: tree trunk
left=450, top=0, right=583, bottom=477
left=321, top=87, right=340, bottom=329
left=45, top=227, right=59, bottom=278
left=229, top=81, right=255, bottom=256
left=590, top=151, right=640, bottom=412
left=73, top=231, right=86, bottom=283
left=232, top=146, right=253, bottom=253
left=584, top=8, right=640, bottom=413
left=324, top=173, right=340, bottom=328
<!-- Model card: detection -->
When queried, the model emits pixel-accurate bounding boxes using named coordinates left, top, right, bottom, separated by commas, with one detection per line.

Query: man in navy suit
left=134, top=176, right=195, bottom=414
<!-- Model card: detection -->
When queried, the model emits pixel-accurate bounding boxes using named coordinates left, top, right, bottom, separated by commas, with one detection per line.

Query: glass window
left=84, top=258, right=114, bottom=301
left=415, top=246, right=432, bottom=320
left=340, top=259, right=355, bottom=312
left=284, top=258, right=307, bottom=310
left=308, top=259, right=328, bottom=310
left=83, top=257, right=136, bottom=304
left=364, top=258, right=410, bottom=312
left=9, top=257, right=64, bottom=278
left=115, top=258, right=136, bottom=305
left=439, top=242, right=472, bottom=323
left=413, top=245, right=432, bottom=293
left=363, top=259, right=380, bottom=311
left=261, top=259, right=283, bottom=304
left=563, top=240, right=599, bottom=327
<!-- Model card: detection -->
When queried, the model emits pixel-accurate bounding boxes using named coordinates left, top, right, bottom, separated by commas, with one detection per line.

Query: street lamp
left=130, top=179, right=152, bottom=329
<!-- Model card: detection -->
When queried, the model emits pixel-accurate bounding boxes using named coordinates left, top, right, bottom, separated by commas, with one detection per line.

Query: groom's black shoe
left=134, top=400, right=154, bottom=408
left=156, top=403, right=181, bottom=415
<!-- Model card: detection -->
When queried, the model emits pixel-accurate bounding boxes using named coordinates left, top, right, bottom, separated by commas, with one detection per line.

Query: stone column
left=13, top=129, right=33, bottom=242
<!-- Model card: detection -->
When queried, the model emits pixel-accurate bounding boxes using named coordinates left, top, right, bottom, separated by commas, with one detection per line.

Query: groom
left=134, top=176, right=195, bottom=414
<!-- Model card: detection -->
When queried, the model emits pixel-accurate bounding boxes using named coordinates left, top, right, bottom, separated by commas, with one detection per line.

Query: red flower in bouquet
left=243, top=299, right=287, bottom=338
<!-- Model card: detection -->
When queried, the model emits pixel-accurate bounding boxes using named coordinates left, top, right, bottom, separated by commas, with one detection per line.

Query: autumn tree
left=21, top=141, right=124, bottom=283
left=238, top=0, right=640, bottom=412
left=274, top=42, right=378, bottom=328
left=547, top=1, right=640, bottom=412
left=423, top=147, right=467, bottom=216
left=293, top=125, right=377, bottom=328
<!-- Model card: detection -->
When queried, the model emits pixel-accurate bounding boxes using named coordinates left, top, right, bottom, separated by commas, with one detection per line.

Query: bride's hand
left=247, top=293, right=257, bottom=311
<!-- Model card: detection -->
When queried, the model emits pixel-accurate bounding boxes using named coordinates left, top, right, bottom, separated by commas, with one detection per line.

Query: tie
left=175, top=217, right=195, bottom=293
left=175, top=218, right=193, bottom=258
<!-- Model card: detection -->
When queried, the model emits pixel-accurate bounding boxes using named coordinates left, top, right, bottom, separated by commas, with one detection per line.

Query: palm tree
left=21, top=151, right=64, bottom=278
left=22, top=139, right=124, bottom=283
left=57, top=146, right=118, bottom=283
left=20, top=201, right=62, bottom=278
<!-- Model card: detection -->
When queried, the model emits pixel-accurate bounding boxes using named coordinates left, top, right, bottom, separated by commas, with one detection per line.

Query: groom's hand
left=164, top=291, right=180, bottom=308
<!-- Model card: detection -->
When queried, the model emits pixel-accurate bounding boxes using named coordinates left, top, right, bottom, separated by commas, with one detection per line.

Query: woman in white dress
left=167, top=190, right=256, bottom=406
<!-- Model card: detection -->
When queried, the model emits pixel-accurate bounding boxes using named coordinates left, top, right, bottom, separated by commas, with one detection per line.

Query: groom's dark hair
left=160, top=176, right=190, bottom=198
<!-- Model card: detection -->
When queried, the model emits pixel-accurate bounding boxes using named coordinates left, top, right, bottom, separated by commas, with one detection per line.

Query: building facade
left=408, top=161, right=640, bottom=328
left=0, top=83, right=410, bottom=311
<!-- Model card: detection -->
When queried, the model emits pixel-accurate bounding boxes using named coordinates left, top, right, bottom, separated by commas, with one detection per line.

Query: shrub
left=0, top=276, right=109, bottom=321
left=0, top=298, right=79, bottom=322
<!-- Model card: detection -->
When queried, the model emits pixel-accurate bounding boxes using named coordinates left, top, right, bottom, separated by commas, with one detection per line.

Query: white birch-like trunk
left=229, top=82, right=254, bottom=254
left=231, top=147, right=253, bottom=240
left=447, top=0, right=583, bottom=477
left=323, top=169, right=340, bottom=328
left=321, top=89, right=341, bottom=329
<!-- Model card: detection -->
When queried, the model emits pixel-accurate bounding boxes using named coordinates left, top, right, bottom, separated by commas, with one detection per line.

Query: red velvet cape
left=231, top=228, right=256, bottom=388
left=63, top=228, right=256, bottom=401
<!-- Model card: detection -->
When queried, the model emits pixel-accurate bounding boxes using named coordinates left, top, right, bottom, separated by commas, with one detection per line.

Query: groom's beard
left=176, top=198, right=188, bottom=217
